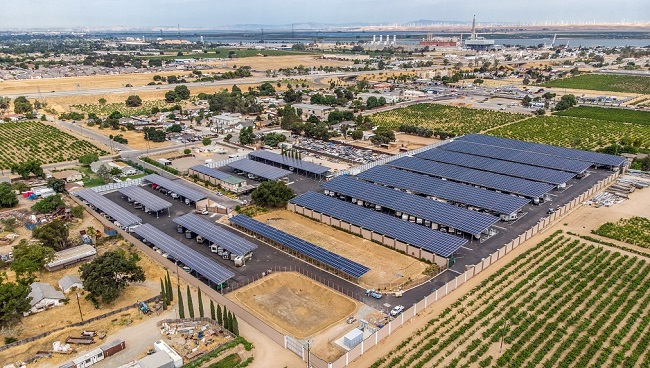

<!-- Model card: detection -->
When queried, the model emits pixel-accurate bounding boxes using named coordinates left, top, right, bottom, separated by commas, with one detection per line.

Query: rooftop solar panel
left=133, top=224, right=234, bottom=285
left=388, top=156, right=554, bottom=198
left=230, top=215, right=370, bottom=278
left=117, top=186, right=172, bottom=212
left=322, top=176, right=498, bottom=235
left=439, top=140, right=592, bottom=173
left=190, top=165, right=236, bottom=181
left=290, top=192, right=467, bottom=258
left=249, top=150, right=330, bottom=175
left=76, top=189, right=142, bottom=227
left=227, top=159, right=291, bottom=180
left=357, top=166, right=529, bottom=215
left=459, top=134, right=626, bottom=167
left=173, top=213, right=257, bottom=256
left=143, top=174, right=206, bottom=202
left=415, top=148, right=576, bottom=185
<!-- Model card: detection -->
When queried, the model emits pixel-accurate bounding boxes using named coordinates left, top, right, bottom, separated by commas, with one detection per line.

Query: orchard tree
left=79, top=250, right=145, bottom=306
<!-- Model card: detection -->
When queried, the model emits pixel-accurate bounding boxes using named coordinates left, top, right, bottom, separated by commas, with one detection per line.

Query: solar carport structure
left=289, top=192, right=467, bottom=267
left=133, top=224, right=234, bottom=286
left=322, top=176, right=499, bottom=237
left=229, top=214, right=370, bottom=281
left=118, top=186, right=172, bottom=217
left=248, top=150, right=330, bottom=179
left=173, top=213, right=257, bottom=257
left=388, top=156, right=554, bottom=202
left=227, top=159, right=291, bottom=181
left=76, top=189, right=142, bottom=227
left=357, top=166, right=529, bottom=218
left=143, top=174, right=206, bottom=203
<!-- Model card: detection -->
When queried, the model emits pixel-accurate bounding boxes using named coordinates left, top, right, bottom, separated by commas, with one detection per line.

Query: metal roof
left=322, top=176, right=498, bottom=236
left=459, top=134, right=627, bottom=167
left=173, top=213, right=257, bottom=256
left=143, top=174, right=206, bottom=202
left=248, top=150, right=330, bottom=175
left=133, top=224, right=234, bottom=285
left=190, top=165, right=236, bottom=181
left=415, top=148, right=576, bottom=185
left=230, top=215, right=370, bottom=279
left=357, top=166, right=529, bottom=215
left=388, top=156, right=554, bottom=199
left=117, top=186, right=172, bottom=212
left=290, top=192, right=467, bottom=258
left=227, top=158, right=291, bottom=180
left=76, top=189, right=142, bottom=227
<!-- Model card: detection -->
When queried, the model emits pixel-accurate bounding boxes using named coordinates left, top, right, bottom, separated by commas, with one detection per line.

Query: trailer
left=66, top=336, right=95, bottom=345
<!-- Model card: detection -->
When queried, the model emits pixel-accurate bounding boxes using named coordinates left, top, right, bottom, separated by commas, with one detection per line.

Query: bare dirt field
left=203, top=55, right=350, bottom=71
left=254, top=210, right=429, bottom=290
left=230, top=272, right=358, bottom=339
left=339, top=133, right=440, bottom=154
left=77, top=122, right=173, bottom=150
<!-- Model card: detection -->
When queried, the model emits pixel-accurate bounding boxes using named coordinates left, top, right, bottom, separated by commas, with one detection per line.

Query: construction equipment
left=139, top=301, right=152, bottom=315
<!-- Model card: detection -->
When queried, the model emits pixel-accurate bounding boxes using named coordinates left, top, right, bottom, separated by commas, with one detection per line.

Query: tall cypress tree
left=210, top=300, right=216, bottom=320
left=217, top=304, right=223, bottom=326
left=197, top=288, right=204, bottom=318
left=177, top=285, right=185, bottom=319
left=166, top=271, right=173, bottom=302
left=160, top=279, right=167, bottom=309
left=223, top=306, right=229, bottom=330
left=186, top=285, right=195, bottom=318
left=232, top=315, right=239, bottom=336
left=227, top=311, right=233, bottom=332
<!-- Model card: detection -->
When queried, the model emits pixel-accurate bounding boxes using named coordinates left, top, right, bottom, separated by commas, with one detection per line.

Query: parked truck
left=365, top=289, right=383, bottom=299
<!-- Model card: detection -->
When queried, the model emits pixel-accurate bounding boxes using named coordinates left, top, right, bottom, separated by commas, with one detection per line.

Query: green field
left=594, top=217, right=650, bottom=249
left=371, top=232, right=650, bottom=368
left=545, top=74, right=650, bottom=94
left=0, top=121, right=108, bottom=169
left=554, top=106, right=650, bottom=126
left=141, top=48, right=314, bottom=60
left=72, top=100, right=169, bottom=117
left=369, top=103, right=527, bottom=135
left=488, top=115, right=650, bottom=150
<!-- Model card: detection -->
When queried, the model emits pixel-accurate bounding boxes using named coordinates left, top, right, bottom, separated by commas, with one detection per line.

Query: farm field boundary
left=544, top=73, right=650, bottom=94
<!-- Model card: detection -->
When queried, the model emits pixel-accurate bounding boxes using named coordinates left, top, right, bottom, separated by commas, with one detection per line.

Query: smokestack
left=393, top=35, right=396, bottom=45
left=379, top=35, right=383, bottom=43
left=373, top=35, right=376, bottom=44
left=471, top=15, right=476, bottom=40
left=386, top=35, right=389, bottom=44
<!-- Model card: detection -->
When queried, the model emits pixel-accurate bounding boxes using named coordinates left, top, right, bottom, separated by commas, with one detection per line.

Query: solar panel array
left=230, top=215, right=370, bottom=278
left=118, top=186, right=172, bottom=212
left=190, top=165, right=236, bottom=181
left=143, top=174, right=206, bottom=202
left=249, top=150, right=330, bottom=175
left=133, top=224, right=234, bottom=285
left=388, top=156, right=554, bottom=198
left=76, top=189, right=142, bottom=227
left=415, top=148, right=576, bottom=185
left=322, top=176, right=498, bottom=235
left=439, top=140, right=592, bottom=173
left=290, top=192, right=467, bottom=258
left=459, top=134, right=627, bottom=167
left=227, top=159, right=291, bottom=180
left=173, top=213, right=257, bottom=256
left=357, top=166, right=529, bottom=215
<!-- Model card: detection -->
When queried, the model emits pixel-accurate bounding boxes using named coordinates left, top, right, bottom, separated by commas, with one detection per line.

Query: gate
left=285, top=336, right=305, bottom=360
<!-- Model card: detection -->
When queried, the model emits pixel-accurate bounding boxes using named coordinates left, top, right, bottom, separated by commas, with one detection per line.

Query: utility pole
left=76, top=293, right=84, bottom=322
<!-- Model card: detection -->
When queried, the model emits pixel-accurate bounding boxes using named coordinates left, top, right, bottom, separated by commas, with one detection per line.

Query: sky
left=0, top=0, right=649, bottom=29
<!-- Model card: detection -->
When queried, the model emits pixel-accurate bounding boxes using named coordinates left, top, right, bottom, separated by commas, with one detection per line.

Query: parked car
left=390, top=305, right=405, bottom=317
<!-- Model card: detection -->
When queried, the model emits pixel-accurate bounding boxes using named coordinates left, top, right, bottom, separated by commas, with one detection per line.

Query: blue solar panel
left=439, top=140, right=592, bottom=174
left=118, top=186, right=172, bottom=212
left=249, top=150, right=330, bottom=175
left=227, top=159, right=291, bottom=180
left=229, top=215, right=370, bottom=279
left=76, top=189, right=142, bottom=227
left=143, top=174, right=206, bottom=202
left=388, top=156, right=553, bottom=199
left=173, top=213, right=257, bottom=256
left=290, top=192, right=467, bottom=258
left=460, top=134, right=626, bottom=167
left=415, top=148, right=575, bottom=185
left=357, top=166, right=529, bottom=215
left=190, top=165, right=236, bottom=181
left=322, top=176, right=498, bottom=235
left=133, top=224, right=234, bottom=285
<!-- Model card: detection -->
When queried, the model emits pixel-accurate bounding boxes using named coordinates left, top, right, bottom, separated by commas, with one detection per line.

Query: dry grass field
left=230, top=272, right=358, bottom=339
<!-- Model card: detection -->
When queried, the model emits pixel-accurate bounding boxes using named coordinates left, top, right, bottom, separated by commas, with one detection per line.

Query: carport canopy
left=143, top=174, right=206, bottom=202
left=76, top=189, right=142, bottom=227
left=118, top=186, right=172, bottom=217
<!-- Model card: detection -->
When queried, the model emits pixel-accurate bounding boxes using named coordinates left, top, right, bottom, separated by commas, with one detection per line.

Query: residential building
left=403, top=90, right=426, bottom=99
left=25, top=282, right=65, bottom=315
left=292, top=103, right=334, bottom=120
left=52, top=170, right=83, bottom=183
left=59, top=275, right=84, bottom=293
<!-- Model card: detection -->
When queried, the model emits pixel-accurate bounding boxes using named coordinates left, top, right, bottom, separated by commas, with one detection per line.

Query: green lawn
left=553, top=106, right=650, bottom=126
left=120, top=173, right=146, bottom=181
left=544, top=74, right=650, bottom=94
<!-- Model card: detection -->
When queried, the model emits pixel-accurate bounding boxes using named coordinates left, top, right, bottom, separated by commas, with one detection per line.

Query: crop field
left=488, top=115, right=650, bottom=150
left=71, top=100, right=170, bottom=117
left=369, top=104, right=527, bottom=135
left=544, top=74, right=650, bottom=94
left=370, top=231, right=650, bottom=368
left=0, top=121, right=108, bottom=168
left=594, top=217, right=650, bottom=249
left=554, top=106, right=650, bottom=125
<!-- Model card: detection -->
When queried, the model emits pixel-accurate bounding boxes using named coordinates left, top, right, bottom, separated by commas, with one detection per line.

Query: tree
left=522, top=95, right=532, bottom=107
left=32, top=194, right=65, bottom=214
left=71, top=205, right=85, bottom=218
left=0, top=96, right=10, bottom=110
left=166, top=270, right=173, bottom=302
left=258, top=82, right=276, bottom=96
left=160, top=279, right=168, bottom=309
left=369, top=127, right=395, bottom=145
left=222, top=306, right=229, bottom=329
left=239, top=126, right=256, bottom=145
left=224, top=133, right=233, bottom=143
left=167, top=75, right=179, bottom=84
left=186, top=285, right=195, bottom=318
left=98, top=98, right=107, bottom=105
left=0, top=182, right=18, bottom=208
left=174, top=85, right=191, bottom=100
left=96, top=164, right=112, bottom=183
left=78, top=153, right=99, bottom=166
left=555, top=94, right=577, bottom=111
left=13, top=96, right=33, bottom=114
left=232, top=315, right=239, bottom=335
left=109, top=167, right=122, bottom=176
left=227, top=311, right=233, bottom=332
left=183, top=148, right=191, bottom=155
left=197, top=288, right=204, bottom=318
left=166, top=123, right=183, bottom=133
left=473, top=78, right=484, bottom=85
left=10, top=160, right=43, bottom=179
left=202, top=137, right=212, bottom=146
left=10, top=240, right=55, bottom=277
left=251, top=181, right=295, bottom=207
left=542, top=92, right=557, bottom=100
left=0, top=275, right=31, bottom=328
left=125, top=95, right=142, bottom=107
left=262, top=132, right=287, bottom=147
left=350, top=130, right=364, bottom=140
left=79, top=250, right=145, bottom=306
left=177, top=285, right=185, bottom=318
left=165, top=90, right=178, bottom=103
left=47, top=178, right=66, bottom=193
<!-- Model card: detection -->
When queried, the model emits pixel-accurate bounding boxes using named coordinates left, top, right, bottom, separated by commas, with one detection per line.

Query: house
left=234, top=121, right=255, bottom=130
left=212, top=114, right=241, bottom=127
left=52, top=170, right=83, bottom=183
left=120, top=166, right=137, bottom=176
left=90, top=161, right=118, bottom=173
left=292, top=103, right=334, bottom=120
left=402, top=90, right=426, bottom=99
left=25, top=282, right=65, bottom=315
left=59, top=275, right=84, bottom=293
left=357, top=92, right=400, bottom=104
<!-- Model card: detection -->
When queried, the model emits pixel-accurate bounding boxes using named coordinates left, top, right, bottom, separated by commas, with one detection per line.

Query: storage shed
left=59, top=275, right=84, bottom=293
left=100, top=339, right=126, bottom=357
